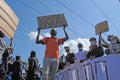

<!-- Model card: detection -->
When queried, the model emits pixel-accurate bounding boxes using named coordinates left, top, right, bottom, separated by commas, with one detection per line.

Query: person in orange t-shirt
left=36, top=26, right=69, bottom=80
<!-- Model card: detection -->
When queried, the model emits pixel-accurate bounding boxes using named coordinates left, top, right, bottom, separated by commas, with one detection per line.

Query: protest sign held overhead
left=95, top=21, right=109, bottom=35
left=0, top=0, right=19, bottom=39
left=37, top=14, right=68, bottom=29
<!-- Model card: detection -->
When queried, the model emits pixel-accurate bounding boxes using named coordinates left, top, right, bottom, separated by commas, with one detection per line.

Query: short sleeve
left=42, top=37, right=49, bottom=44
left=58, top=38, right=64, bottom=45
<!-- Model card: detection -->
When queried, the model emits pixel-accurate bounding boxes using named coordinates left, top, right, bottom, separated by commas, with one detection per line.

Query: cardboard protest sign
left=37, top=14, right=68, bottom=29
left=95, top=21, right=109, bottom=35
left=0, top=0, right=19, bottom=39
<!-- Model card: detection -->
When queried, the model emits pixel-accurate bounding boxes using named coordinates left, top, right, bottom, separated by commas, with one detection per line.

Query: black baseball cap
left=89, top=37, right=96, bottom=41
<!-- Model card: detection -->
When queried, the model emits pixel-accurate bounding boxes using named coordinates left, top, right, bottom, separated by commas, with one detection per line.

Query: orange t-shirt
left=42, top=37, right=63, bottom=59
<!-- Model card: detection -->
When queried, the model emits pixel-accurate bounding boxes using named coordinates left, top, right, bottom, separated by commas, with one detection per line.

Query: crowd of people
left=0, top=26, right=120, bottom=80
left=0, top=31, right=42, bottom=80
left=58, top=34, right=120, bottom=71
left=0, top=50, right=42, bottom=80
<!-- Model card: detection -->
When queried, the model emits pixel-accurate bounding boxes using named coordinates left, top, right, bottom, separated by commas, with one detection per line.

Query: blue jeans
left=42, top=57, right=59, bottom=80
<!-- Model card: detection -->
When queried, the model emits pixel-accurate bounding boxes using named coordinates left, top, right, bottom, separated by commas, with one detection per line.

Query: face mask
left=91, top=41, right=96, bottom=45
left=111, top=39, right=117, bottom=44
left=79, top=48, right=83, bottom=51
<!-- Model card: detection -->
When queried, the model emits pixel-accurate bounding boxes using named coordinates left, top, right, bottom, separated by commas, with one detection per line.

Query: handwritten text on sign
left=37, top=14, right=68, bottom=29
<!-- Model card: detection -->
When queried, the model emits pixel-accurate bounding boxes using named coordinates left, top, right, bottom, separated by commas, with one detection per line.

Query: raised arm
left=99, top=34, right=109, bottom=46
left=62, top=26, right=69, bottom=42
left=36, top=28, right=43, bottom=44
left=10, top=38, right=13, bottom=47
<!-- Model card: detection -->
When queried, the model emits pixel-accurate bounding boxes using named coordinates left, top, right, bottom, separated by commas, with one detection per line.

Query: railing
left=56, top=54, right=120, bottom=80
left=94, top=61, right=109, bottom=80
left=83, top=63, right=95, bottom=80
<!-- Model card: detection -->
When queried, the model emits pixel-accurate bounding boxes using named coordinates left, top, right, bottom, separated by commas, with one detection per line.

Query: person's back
left=26, top=51, right=39, bottom=80
left=29, top=57, right=38, bottom=71
left=12, top=56, right=22, bottom=80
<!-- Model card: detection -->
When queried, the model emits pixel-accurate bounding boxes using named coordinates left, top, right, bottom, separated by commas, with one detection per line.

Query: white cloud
left=28, top=31, right=51, bottom=41
left=44, top=32, right=51, bottom=37
left=27, top=31, right=43, bottom=41
left=61, top=38, right=90, bottom=56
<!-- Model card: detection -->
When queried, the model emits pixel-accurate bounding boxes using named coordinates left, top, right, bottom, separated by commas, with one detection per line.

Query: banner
left=0, top=0, right=19, bottom=39
left=37, top=14, right=68, bottom=29
left=95, top=21, right=109, bottom=35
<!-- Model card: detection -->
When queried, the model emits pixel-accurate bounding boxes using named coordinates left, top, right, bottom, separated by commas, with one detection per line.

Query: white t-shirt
left=75, top=51, right=87, bottom=60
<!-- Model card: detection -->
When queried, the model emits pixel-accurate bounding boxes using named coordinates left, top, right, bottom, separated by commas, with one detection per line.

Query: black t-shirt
left=58, top=62, right=65, bottom=70
left=28, top=57, right=38, bottom=74
left=2, top=49, right=9, bottom=62
left=87, top=45, right=104, bottom=59
left=65, top=53, right=75, bottom=64
left=12, top=60, right=22, bottom=73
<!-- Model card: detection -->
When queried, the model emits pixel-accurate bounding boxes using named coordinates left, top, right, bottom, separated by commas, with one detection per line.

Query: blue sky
left=4, top=0, right=120, bottom=66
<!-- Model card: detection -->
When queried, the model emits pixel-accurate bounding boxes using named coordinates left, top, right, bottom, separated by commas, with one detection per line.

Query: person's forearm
left=64, top=29, right=69, bottom=39
left=63, top=27, right=69, bottom=42
left=36, top=30, right=40, bottom=44
left=100, top=35, right=109, bottom=46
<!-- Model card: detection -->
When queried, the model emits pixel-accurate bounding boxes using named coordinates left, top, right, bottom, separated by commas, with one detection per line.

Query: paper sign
left=0, top=0, right=19, bottom=39
left=37, top=14, right=68, bottom=29
left=95, top=21, right=109, bottom=35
